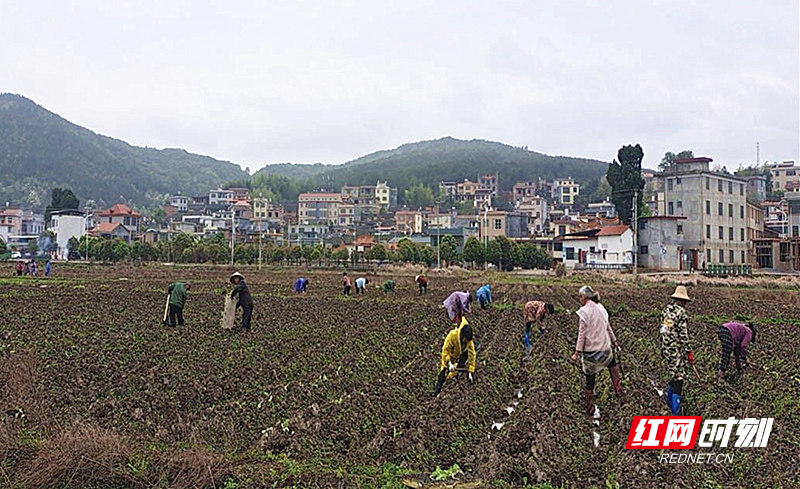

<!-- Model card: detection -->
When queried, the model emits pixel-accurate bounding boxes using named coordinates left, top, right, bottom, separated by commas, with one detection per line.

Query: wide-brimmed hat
left=415, top=275, right=420, bottom=281
left=671, top=285, right=691, bottom=301
left=229, top=272, right=245, bottom=284
left=579, top=285, right=597, bottom=298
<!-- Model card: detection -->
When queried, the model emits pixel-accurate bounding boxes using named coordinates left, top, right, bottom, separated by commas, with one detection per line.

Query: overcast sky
left=2, top=1, right=798, bottom=171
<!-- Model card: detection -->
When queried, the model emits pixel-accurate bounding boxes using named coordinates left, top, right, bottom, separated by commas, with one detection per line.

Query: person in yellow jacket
left=433, top=318, right=476, bottom=396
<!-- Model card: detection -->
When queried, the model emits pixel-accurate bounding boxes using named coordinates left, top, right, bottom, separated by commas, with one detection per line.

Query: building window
left=706, top=225, right=711, bottom=239
left=788, top=170, right=797, bottom=176
left=639, top=245, right=649, bottom=254
left=718, top=226, right=724, bottom=239
left=794, top=226, right=799, bottom=238
left=566, top=247, right=575, bottom=260
left=677, top=224, right=683, bottom=234
left=706, top=177, right=710, bottom=190
left=740, top=205, right=745, bottom=219
left=706, top=201, right=711, bottom=214
left=494, top=219, right=502, bottom=230
left=719, top=249, right=725, bottom=263
left=728, top=204, right=733, bottom=217
left=668, top=202, right=674, bottom=215
left=667, top=179, right=673, bottom=191
left=741, top=250, right=746, bottom=263
left=676, top=177, right=681, bottom=185
left=718, top=180, right=723, bottom=192
left=739, top=184, right=744, bottom=196
left=728, top=181, right=733, bottom=194
left=707, top=249, right=712, bottom=264
left=730, top=250, right=734, bottom=263
left=718, top=202, right=723, bottom=215
left=677, top=201, right=682, bottom=210
left=729, top=227, right=733, bottom=241
left=780, top=242, right=789, bottom=261
left=740, top=228, right=745, bottom=241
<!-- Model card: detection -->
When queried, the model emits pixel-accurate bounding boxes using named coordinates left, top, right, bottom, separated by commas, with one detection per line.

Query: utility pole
left=632, top=189, right=638, bottom=277
left=436, top=224, right=441, bottom=268
left=230, top=211, right=235, bottom=266
left=258, top=218, right=262, bottom=271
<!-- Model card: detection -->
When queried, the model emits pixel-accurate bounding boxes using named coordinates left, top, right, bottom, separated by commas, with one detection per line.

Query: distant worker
left=523, top=300, right=555, bottom=359
left=342, top=272, right=352, bottom=296
left=717, top=320, right=756, bottom=380
left=29, top=261, right=36, bottom=276
left=22, top=262, right=29, bottom=276
left=294, top=277, right=309, bottom=293
left=443, top=291, right=471, bottom=324
left=15, top=261, right=23, bottom=276
left=476, top=284, right=492, bottom=309
left=433, top=318, right=476, bottom=396
left=569, top=286, right=623, bottom=415
left=230, top=272, right=254, bottom=332
left=44, top=260, right=52, bottom=277
left=355, top=277, right=369, bottom=295
left=382, top=279, right=396, bottom=294
left=659, top=285, right=694, bottom=415
left=166, top=281, right=191, bottom=327
left=415, top=275, right=428, bottom=295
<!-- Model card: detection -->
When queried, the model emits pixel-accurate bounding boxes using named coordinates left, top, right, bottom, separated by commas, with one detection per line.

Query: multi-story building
left=208, top=188, right=235, bottom=205
left=479, top=210, right=529, bottom=241
left=439, top=181, right=458, bottom=199
left=97, top=204, right=141, bottom=232
left=585, top=200, right=616, bottom=218
left=552, top=178, right=580, bottom=207
left=231, top=200, right=253, bottom=219
left=298, top=193, right=341, bottom=225
left=252, top=197, right=283, bottom=224
left=638, top=216, right=688, bottom=271
left=767, top=161, right=799, bottom=192
left=48, top=210, right=86, bottom=260
left=0, top=208, right=23, bottom=234
left=170, top=195, right=188, bottom=212
left=559, top=225, right=633, bottom=269
left=337, top=203, right=359, bottom=227
left=395, top=210, right=423, bottom=234
left=658, top=157, right=748, bottom=268
left=746, top=201, right=765, bottom=265
left=745, top=175, right=767, bottom=202
left=375, top=181, right=397, bottom=210
left=516, top=196, right=549, bottom=235
left=479, top=174, right=498, bottom=197
left=20, top=211, right=46, bottom=235
left=512, top=181, right=538, bottom=202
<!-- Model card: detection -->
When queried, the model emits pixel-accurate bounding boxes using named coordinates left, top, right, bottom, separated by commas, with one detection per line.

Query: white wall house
left=559, top=225, right=633, bottom=269
left=49, top=213, right=86, bottom=260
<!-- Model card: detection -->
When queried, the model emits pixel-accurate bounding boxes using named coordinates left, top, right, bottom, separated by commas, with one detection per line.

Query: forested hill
left=256, top=137, right=609, bottom=192
left=0, top=94, right=248, bottom=211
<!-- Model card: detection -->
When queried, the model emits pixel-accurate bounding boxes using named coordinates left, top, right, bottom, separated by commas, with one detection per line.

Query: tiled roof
left=92, top=222, right=128, bottom=233
left=596, top=225, right=630, bottom=236
left=98, top=204, right=140, bottom=217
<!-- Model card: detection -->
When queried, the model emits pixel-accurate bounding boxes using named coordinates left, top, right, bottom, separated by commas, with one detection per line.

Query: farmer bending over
left=294, top=277, right=309, bottom=293
left=717, top=320, right=756, bottom=380
left=443, top=290, right=471, bottom=324
left=355, top=277, right=369, bottom=294
left=415, top=275, right=428, bottom=295
left=522, top=300, right=555, bottom=359
left=476, top=284, right=492, bottom=310
left=166, top=281, right=191, bottom=327
left=382, top=279, right=396, bottom=294
left=434, top=318, right=476, bottom=396
left=569, top=286, right=623, bottom=415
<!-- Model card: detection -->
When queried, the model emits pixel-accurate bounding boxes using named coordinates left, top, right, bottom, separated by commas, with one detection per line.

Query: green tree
left=0, top=238, right=6, bottom=255
left=493, top=236, right=515, bottom=271
left=607, top=144, right=645, bottom=225
left=364, top=243, right=387, bottom=261
left=287, top=246, right=302, bottom=264
left=438, top=234, right=459, bottom=265
left=44, top=188, right=80, bottom=221
left=171, top=233, right=197, bottom=260
left=417, top=244, right=435, bottom=266
left=331, top=247, right=349, bottom=263
left=27, top=240, right=38, bottom=256
left=271, top=246, right=285, bottom=263
left=659, top=150, right=694, bottom=171
left=486, top=239, right=501, bottom=268
left=518, top=242, right=551, bottom=269
left=462, top=236, right=485, bottom=267
left=403, top=183, right=435, bottom=208
left=397, top=237, right=418, bottom=263
left=67, top=236, right=80, bottom=254
left=301, top=245, right=314, bottom=264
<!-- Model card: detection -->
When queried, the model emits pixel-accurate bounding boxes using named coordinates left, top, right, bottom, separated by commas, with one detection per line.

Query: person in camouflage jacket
left=660, top=285, right=695, bottom=414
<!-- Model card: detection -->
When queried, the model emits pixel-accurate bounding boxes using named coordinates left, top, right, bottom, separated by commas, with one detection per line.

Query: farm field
left=1, top=264, right=799, bottom=488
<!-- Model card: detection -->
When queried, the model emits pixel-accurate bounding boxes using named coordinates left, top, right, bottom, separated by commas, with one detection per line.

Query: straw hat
left=671, top=285, right=691, bottom=301
left=229, top=272, right=245, bottom=284
left=579, top=285, right=597, bottom=299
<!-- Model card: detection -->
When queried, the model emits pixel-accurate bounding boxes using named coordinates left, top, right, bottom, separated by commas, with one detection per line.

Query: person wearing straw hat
left=569, top=286, right=624, bottom=415
left=415, top=275, right=428, bottom=295
left=229, top=272, right=254, bottom=332
left=660, top=285, right=694, bottom=414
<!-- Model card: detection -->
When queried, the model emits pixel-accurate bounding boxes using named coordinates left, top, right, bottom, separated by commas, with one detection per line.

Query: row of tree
left=71, top=232, right=552, bottom=270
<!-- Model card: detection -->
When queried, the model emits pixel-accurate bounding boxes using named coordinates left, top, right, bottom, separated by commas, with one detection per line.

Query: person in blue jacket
left=476, top=284, right=492, bottom=310
left=294, top=277, right=309, bottom=293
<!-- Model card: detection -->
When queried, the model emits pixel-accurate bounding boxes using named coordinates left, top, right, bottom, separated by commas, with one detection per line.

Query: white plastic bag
left=221, top=294, right=236, bottom=330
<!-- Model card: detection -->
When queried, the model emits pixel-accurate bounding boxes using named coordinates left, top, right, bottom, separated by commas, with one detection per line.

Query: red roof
left=354, top=235, right=375, bottom=246
left=596, top=225, right=630, bottom=236
left=98, top=204, right=141, bottom=217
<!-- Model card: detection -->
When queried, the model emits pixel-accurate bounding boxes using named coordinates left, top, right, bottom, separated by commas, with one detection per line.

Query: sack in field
left=581, top=350, right=613, bottom=375
left=221, top=295, right=236, bottom=330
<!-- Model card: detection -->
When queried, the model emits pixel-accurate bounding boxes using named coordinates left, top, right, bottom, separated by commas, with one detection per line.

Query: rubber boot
left=664, top=385, right=673, bottom=409
left=670, top=394, right=683, bottom=415
left=609, top=365, right=625, bottom=401
left=584, top=390, right=594, bottom=416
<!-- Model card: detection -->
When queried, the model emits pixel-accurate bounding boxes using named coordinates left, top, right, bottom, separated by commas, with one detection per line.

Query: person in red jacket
left=415, top=275, right=428, bottom=295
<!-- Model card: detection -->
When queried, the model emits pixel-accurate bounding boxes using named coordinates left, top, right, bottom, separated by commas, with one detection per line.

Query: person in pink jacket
left=569, top=285, right=624, bottom=415
left=443, top=291, right=471, bottom=324
left=716, top=320, right=756, bottom=379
